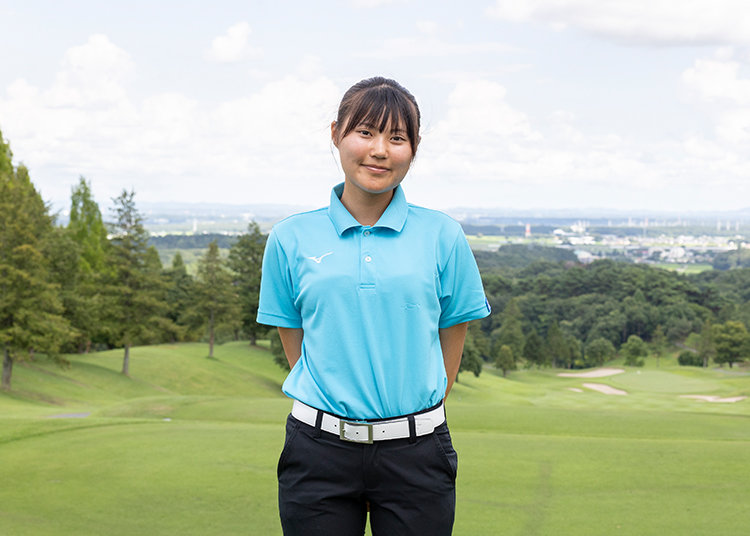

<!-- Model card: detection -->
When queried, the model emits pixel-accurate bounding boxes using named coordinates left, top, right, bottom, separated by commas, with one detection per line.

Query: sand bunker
left=568, top=387, right=584, bottom=393
left=583, top=383, right=628, bottom=396
left=680, top=395, right=747, bottom=403
left=558, top=368, right=625, bottom=378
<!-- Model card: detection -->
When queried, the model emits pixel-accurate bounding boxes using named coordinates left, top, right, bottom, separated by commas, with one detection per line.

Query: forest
left=469, top=248, right=750, bottom=376
left=2, top=128, right=749, bottom=392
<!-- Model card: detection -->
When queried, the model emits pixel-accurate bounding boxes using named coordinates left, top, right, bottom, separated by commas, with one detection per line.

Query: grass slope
left=1, top=344, right=748, bottom=535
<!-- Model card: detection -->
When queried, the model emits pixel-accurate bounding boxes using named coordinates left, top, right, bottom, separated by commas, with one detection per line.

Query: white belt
left=291, top=400, right=445, bottom=444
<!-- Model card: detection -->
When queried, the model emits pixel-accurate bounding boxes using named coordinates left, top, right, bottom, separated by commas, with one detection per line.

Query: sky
left=1, top=0, right=749, bottom=215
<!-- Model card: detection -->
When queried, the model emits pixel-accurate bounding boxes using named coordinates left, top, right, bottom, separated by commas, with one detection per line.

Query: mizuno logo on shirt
left=306, top=252, right=333, bottom=264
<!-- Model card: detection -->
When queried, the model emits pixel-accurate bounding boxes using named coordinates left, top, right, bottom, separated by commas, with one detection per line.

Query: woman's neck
left=340, top=185, right=395, bottom=226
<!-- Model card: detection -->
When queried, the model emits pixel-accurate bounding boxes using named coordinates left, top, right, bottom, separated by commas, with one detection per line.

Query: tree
left=458, top=328, right=483, bottom=379
left=698, top=318, right=716, bottom=368
left=59, top=179, right=110, bottom=352
left=227, top=222, right=267, bottom=345
left=194, top=241, right=241, bottom=358
left=584, top=338, right=615, bottom=368
left=493, top=344, right=515, bottom=378
left=43, top=227, right=87, bottom=353
left=493, top=298, right=525, bottom=360
left=621, top=334, right=648, bottom=367
left=0, top=133, right=72, bottom=389
left=163, top=253, right=197, bottom=342
left=105, top=190, right=167, bottom=375
left=545, top=320, right=567, bottom=368
left=468, top=320, right=491, bottom=361
left=713, top=321, right=748, bottom=368
left=68, top=177, right=108, bottom=273
left=523, top=330, right=545, bottom=368
left=677, top=350, right=703, bottom=367
left=564, top=333, right=582, bottom=369
left=651, top=324, right=666, bottom=368
left=268, top=328, right=290, bottom=371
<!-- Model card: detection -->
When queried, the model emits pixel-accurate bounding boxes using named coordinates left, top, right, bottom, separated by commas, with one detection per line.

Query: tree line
left=457, top=248, right=750, bottom=378
left=1, top=129, right=266, bottom=389
left=2, top=127, right=748, bottom=392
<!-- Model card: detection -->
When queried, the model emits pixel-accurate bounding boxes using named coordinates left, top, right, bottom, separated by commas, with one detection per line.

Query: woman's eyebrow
left=357, top=121, right=406, bottom=135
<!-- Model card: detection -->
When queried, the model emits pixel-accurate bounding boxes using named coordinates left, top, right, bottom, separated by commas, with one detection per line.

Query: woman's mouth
left=363, top=164, right=389, bottom=173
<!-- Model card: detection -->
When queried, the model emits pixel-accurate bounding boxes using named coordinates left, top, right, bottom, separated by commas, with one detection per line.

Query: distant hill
left=473, top=244, right=579, bottom=270
left=149, top=233, right=239, bottom=250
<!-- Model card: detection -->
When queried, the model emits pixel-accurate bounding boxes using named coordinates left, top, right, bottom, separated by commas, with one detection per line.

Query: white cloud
left=406, top=75, right=750, bottom=210
left=358, top=37, right=514, bottom=59
left=206, top=22, right=260, bottom=63
left=487, top=0, right=750, bottom=46
left=416, top=20, right=439, bottom=35
left=682, top=49, right=750, bottom=143
left=53, top=34, right=134, bottom=106
left=683, top=54, right=750, bottom=105
left=350, top=0, right=402, bottom=7
left=0, top=36, right=341, bottom=208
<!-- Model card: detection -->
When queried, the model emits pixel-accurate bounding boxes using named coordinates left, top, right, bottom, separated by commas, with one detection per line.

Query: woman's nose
left=370, top=135, right=387, bottom=158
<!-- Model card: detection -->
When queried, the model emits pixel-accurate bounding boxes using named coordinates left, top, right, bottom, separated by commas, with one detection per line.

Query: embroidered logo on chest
left=305, top=252, right=333, bottom=264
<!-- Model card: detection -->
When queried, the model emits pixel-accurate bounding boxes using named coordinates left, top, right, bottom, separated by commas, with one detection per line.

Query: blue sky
left=1, top=0, right=749, bottom=213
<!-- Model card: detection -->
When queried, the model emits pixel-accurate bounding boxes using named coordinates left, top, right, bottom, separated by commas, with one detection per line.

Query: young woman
left=257, top=76, right=490, bottom=536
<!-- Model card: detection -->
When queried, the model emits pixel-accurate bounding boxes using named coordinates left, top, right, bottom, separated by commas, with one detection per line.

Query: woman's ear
left=330, top=121, right=339, bottom=147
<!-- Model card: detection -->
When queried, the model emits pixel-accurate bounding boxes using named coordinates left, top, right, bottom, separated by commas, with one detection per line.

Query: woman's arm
left=278, top=327, right=304, bottom=369
left=439, top=322, right=469, bottom=398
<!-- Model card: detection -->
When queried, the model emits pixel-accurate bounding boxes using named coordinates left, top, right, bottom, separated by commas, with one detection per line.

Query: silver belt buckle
left=339, top=420, right=374, bottom=444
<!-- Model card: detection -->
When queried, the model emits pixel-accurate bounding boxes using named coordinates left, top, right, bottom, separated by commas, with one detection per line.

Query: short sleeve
left=438, top=230, right=491, bottom=328
left=257, top=229, right=303, bottom=328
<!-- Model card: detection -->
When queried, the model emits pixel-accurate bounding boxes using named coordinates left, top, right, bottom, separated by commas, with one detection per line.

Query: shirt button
left=364, top=255, right=372, bottom=262
left=363, top=230, right=371, bottom=236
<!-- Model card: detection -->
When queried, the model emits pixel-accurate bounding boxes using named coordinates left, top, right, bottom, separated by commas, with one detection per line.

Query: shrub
left=677, top=350, right=703, bottom=367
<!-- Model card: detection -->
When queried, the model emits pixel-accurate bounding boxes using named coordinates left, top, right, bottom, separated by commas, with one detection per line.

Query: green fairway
left=1, top=342, right=748, bottom=535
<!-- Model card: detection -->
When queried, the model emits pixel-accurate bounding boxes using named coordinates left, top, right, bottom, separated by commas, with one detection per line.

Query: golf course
left=1, top=341, right=748, bottom=535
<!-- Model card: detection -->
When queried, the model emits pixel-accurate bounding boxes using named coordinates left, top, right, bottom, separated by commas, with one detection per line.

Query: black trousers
left=278, top=414, right=458, bottom=536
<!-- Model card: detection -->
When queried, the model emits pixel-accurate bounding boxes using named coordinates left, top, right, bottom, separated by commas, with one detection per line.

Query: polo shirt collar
left=328, top=183, right=408, bottom=235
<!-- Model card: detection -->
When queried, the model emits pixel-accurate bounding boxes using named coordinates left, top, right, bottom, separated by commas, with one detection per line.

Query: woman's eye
left=357, top=129, right=371, bottom=136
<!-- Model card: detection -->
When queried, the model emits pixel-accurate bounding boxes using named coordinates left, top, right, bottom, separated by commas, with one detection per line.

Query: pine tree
left=0, top=132, right=72, bottom=389
left=194, top=241, right=241, bottom=358
left=54, top=179, right=111, bottom=352
left=68, top=177, right=108, bottom=273
left=227, top=222, right=266, bottom=345
left=105, top=190, right=167, bottom=375
left=43, top=226, right=86, bottom=352
left=163, top=253, right=197, bottom=342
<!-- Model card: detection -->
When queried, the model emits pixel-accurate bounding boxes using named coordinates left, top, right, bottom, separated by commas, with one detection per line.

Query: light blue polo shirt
left=257, top=183, right=490, bottom=420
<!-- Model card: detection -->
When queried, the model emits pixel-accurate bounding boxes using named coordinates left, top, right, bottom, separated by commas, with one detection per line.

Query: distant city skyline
left=1, top=1, right=750, bottom=213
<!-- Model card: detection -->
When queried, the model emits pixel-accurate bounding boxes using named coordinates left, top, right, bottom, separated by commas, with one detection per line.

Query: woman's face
left=332, top=117, right=415, bottom=197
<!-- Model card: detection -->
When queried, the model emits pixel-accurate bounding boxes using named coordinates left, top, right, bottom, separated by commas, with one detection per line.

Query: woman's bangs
left=352, top=89, right=412, bottom=137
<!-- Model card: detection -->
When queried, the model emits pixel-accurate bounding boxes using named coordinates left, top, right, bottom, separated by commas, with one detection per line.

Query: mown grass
left=1, top=342, right=748, bottom=535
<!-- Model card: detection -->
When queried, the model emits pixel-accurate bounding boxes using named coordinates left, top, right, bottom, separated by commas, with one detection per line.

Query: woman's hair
left=334, top=77, right=421, bottom=155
